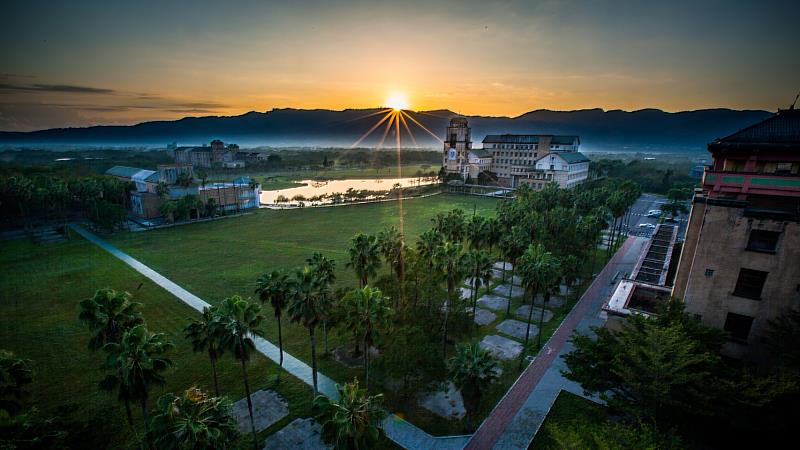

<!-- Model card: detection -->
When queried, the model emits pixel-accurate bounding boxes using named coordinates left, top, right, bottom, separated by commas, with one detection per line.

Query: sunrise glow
left=385, top=92, right=409, bottom=111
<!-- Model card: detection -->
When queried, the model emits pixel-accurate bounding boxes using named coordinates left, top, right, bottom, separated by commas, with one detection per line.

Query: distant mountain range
left=0, top=107, right=772, bottom=153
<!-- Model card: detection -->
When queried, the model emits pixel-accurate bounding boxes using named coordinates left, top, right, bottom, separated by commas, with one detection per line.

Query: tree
left=764, top=308, right=800, bottom=371
left=148, top=387, right=239, bottom=450
left=184, top=307, right=224, bottom=396
left=214, top=295, right=264, bottom=447
left=517, top=244, right=560, bottom=354
left=349, top=286, right=392, bottom=389
left=377, top=226, right=405, bottom=305
left=255, top=270, right=293, bottom=375
left=347, top=233, right=381, bottom=288
left=432, top=209, right=466, bottom=242
left=288, top=266, right=330, bottom=396
left=499, top=226, right=528, bottom=316
left=78, top=288, right=144, bottom=351
left=306, top=253, right=336, bottom=356
left=605, top=191, right=627, bottom=256
left=416, top=229, right=442, bottom=311
left=466, top=215, right=487, bottom=249
left=313, top=379, right=387, bottom=449
left=159, top=200, right=177, bottom=223
left=434, top=241, right=467, bottom=358
left=465, top=249, right=493, bottom=324
left=563, top=299, right=725, bottom=428
left=197, top=169, right=209, bottom=189
left=660, top=188, right=690, bottom=219
left=448, top=343, right=499, bottom=430
left=100, top=324, right=173, bottom=432
left=0, top=350, right=33, bottom=419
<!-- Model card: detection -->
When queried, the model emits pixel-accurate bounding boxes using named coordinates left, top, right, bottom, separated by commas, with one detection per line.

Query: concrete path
left=69, top=224, right=467, bottom=450
left=465, top=236, right=648, bottom=450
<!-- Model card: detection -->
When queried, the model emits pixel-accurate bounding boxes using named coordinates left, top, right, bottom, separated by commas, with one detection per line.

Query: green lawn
left=0, top=238, right=314, bottom=448
left=209, top=164, right=436, bottom=183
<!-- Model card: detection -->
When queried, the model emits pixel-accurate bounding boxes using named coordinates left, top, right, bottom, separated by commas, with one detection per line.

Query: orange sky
left=1, top=1, right=798, bottom=131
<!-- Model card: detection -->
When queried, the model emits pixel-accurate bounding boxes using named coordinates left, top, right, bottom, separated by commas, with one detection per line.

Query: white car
left=638, top=223, right=656, bottom=229
left=646, top=210, right=662, bottom=217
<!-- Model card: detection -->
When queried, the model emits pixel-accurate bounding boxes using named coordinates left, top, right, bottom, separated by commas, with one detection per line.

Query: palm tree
left=448, top=343, right=499, bottom=430
left=313, top=379, right=387, bottom=449
left=78, top=288, right=144, bottom=351
left=466, top=215, right=487, bottom=249
left=517, top=244, right=561, bottom=359
left=484, top=217, right=501, bottom=253
left=347, top=233, right=381, bottom=288
left=606, top=191, right=627, bottom=256
left=465, top=249, right=493, bottom=324
left=660, top=188, right=690, bottom=219
left=288, top=266, right=329, bottom=396
left=434, top=241, right=467, bottom=358
left=149, top=387, right=239, bottom=449
left=100, top=324, right=173, bottom=432
left=500, top=227, right=528, bottom=316
left=255, top=270, right=293, bottom=374
left=350, top=286, right=392, bottom=389
left=184, top=307, right=224, bottom=396
left=306, top=253, right=336, bottom=355
left=0, top=350, right=33, bottom=418
left=377, top=226, right=405, bottom=305
left=416, top=229, right=442, bottom=311
left=215, top=295, right=264, bottom=447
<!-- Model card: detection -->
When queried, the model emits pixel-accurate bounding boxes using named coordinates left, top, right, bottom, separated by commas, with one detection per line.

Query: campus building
left=671, top=108, right=800, bottom=361
left=171, top=139, right=244, bottom=168
left=441, top=118, right=589, bottom=188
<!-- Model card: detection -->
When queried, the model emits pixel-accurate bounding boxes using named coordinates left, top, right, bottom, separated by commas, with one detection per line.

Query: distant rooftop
left=554, top=152, right=590, bottom=164
left=482, top=134, right=580, bottom=146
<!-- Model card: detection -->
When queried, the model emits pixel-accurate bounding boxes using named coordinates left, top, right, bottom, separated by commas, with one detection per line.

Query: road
left=619, top=193, right=689, bottom=239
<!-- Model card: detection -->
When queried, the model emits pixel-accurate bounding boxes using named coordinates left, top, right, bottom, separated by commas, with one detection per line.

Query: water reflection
left=260, top=177, right=437, bottom=205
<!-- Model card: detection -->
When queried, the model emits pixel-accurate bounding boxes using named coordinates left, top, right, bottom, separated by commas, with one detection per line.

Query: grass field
left=208, top=163, right=436, bottom=183
left=0, top=238, right=314, bottom=448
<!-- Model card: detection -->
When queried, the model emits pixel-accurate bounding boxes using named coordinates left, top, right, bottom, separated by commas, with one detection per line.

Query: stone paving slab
left=417, top=381, right=466, bottom=420
left=493, top=283, right=521, bottom=298
left=493, top=261, right=513, bottom=271
left=459, top=286, right=474, bottom=300
left=496, top=319, right=532, bottom=341
left=480, top=335, right=523, bottom=360
left=262, top=418, right=330, bottom=450
left=232, top=389, right=288, bottom=433
left=533, top=295, right=565, bottom=308
left=477, top=295, right=508, bottom=312
left=515, top=305, right=553, bottom=323
left=469, top=307, right=497, bottom=326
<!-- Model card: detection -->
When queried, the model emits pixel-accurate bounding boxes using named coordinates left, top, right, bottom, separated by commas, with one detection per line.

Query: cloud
left=0, top=83, right=116, bottom=94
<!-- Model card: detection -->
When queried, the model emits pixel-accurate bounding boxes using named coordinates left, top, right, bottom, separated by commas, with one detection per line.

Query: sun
left=385, top=92, right=409, bottom=111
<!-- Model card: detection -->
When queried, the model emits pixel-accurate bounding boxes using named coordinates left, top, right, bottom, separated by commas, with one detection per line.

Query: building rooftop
left=106, top=165, right=146, bottom=178
left=470, top=149, right=493, bottom=158
left=710, top=108, right=800, bottom=150
left=556, top=152, right=590, bottom=164
left=482, top=134, right=580, bottom=146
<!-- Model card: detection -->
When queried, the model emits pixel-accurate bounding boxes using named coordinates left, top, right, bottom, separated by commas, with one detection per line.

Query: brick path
left=464, top=237, right=639, bottom=450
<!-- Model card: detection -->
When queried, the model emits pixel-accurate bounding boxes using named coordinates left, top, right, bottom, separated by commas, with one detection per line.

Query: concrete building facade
left=440, top=118, right=588, bottom=189
left=671, top=109, right=800, bottom=361
left=173, top=139, right=243, bottom=168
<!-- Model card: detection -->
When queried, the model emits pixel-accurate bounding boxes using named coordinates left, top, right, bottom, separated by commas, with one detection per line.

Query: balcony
left=702, top=170, right=800, bottom=197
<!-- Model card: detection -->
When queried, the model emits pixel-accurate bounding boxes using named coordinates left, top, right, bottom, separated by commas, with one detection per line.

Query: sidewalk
left=465, top=236, right=648, bottom=450
left=69, top=224, right=467, bottom=450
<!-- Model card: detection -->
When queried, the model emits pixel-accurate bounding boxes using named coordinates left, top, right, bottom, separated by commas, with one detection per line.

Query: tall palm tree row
left=434, top=241, right=468, bottom=358
left=465, top=249, right=493, bottom=325
left=100, top=324, right=173, bottom=434
left=349, top=286, right=392, bottom=389
left=78, top=288, right=144, bottom=351
left=214, top=295, right=264, bottom=448
left=314, top=379, right=388, bottom=449
left=307, top=252, right=337, bottom=356
left=500, top=226, right=529, bottom=316
left=347, top=232, right=382, bottom=288
left=517, top=244, right=561, bottom=366
left=255, top=269, right=293, bottom=374
left=288, top=266, right=330, bottom=397
left=377, top=226, right=406, bottom=306
left=416, top=229, right=443, bottom=312
left=148, top=386, right=239, bottom=450
left=184, top=306, right=224, bottom=396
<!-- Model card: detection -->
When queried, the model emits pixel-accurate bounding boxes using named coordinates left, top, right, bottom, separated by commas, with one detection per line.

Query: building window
left=704, top=268, right=714, bottom=277
left=723, top=312, right=754, bottom=342
left=746, top=229, right=780, bottom=253
left=732, top=268, right=768, bottom=300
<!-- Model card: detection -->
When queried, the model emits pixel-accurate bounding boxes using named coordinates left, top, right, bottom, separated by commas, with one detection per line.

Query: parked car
left=646, top=209, right=662, bottom=217
left=638, top=223, right=656, bottom=229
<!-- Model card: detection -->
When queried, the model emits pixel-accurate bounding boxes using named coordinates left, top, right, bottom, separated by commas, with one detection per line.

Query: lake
left=260, top=177, right=437, bottom=204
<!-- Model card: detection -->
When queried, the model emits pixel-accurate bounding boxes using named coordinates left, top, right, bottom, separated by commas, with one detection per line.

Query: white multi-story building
left=441, top=118, right=589, bottom=189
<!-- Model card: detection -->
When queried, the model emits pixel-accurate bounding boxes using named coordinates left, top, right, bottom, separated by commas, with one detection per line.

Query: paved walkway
left=465, top=236, right=647, bottom=450
left=69, top=224, right=468, bottom=450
